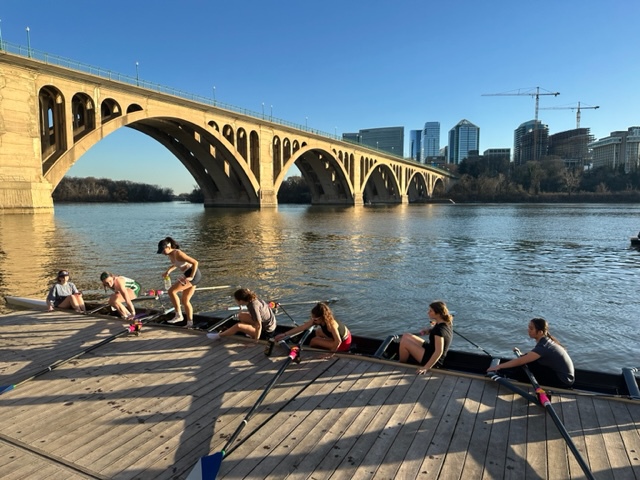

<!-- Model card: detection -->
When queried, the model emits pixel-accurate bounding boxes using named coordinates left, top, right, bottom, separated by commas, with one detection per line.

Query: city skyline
left=2, top=1, right=639, bottom=193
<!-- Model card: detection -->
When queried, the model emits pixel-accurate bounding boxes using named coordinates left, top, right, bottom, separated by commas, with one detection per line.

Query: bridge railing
left=0, top=40, right=452, bottom=177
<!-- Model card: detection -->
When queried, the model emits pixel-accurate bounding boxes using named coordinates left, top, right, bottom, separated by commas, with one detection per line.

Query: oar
left=0, top=308, right=173, bottom=395
left=485, top=359, right=538, bottom=403
left=87, top=303, right=110, bottom=315
left=452, top=328, right=493, bottom=357
left=226, top=297, right=339, bottom=311
left=205, top=314, right=238, bottom=333
left=186, top=326, right=316, bottom=480
left=514, top=348, right=595, bottom=480
left=195, top=285, right=235, bottom=292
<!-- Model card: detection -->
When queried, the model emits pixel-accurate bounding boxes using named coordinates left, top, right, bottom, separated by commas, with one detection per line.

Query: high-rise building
left=409, top=130, right=422, bottom=162
left=448, top=119, right=479, bottom=164
left=343, top=127, right=404, bottom=156
left=589, top=127, right=640, bottom=172
left=422, top=122, right=440, bottom=160
left=513, top=120, right=549, bottom=165
left=548, top=128, right=594, bottom=169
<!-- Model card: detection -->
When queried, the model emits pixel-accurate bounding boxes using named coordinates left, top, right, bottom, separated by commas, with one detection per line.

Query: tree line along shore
left=53, top=163, right=640, bottom=204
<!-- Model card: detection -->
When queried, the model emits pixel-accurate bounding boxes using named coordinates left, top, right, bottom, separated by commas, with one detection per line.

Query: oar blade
left=0, top=384, right=16, bottom=395
left=186, top=452, right=224, bottom=480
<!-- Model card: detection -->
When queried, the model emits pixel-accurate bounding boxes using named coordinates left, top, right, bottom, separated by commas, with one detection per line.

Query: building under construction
left=513, top=120, right=549, bottom=165
left=548, top=128, right=595, bottom=169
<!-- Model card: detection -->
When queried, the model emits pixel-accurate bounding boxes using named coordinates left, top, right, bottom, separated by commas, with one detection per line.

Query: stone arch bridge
left=0, top=49, right=455, bottom=213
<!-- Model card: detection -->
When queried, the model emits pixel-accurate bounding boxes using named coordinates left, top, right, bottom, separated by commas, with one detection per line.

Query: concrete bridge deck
left=1, top=309, right=638, bottom=479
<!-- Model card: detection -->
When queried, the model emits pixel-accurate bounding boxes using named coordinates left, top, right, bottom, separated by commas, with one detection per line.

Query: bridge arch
left=276, top=144, right=354, bottom=205
left=362, top=161, right=402, bottom=204
left=39, top=85, right=67, bottom=174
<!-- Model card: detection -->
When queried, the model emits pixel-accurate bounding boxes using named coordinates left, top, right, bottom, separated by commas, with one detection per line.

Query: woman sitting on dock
left=274, top=302, right=352, bottom=352
left=100, top=272, right=140, bottom=320
left=46, top=270, right=86, bottom=313
left=207, top=288, right=276, bottom=341
left=398, top=301, right=453, bottom=375
left=486, top=317, right=575, bottom=388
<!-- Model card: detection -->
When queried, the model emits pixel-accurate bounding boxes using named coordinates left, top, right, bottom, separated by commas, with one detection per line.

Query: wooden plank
left=437, top=376, right=490, bottom=480
left=608, top=400, right=640, bottom=479
left=331, top=369, right=422, bottom=479
left=417, top=376, right=474, bottom=477
left=80, top=341, right=279, bottom=476
left=363, top=371, right=437, bottom=479
left=260, top=361, right=390, bottom=480
left=116, top=349, right=331, bottom=479
left=284, top=361, right=397, bottom=480
left=592, top=396, right=635, bottom=478
left=458, top=376, right=499, bottom=479
left=215, top=357, right=368, bottom=480
left=480, top=384, right=522, bottom=480
left=574, top=395, right=613, bottom=479
left=394, top=373, right=461, bottom=479
left=525, top=398, right=548, bottom=479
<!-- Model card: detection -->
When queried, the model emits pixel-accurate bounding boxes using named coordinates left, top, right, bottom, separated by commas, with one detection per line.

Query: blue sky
left=2, top=1, right=640, bottom=194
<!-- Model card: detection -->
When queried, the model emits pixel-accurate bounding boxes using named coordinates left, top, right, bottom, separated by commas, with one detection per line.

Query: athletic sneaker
left=186, top=321, right=193, bottom=329
left=207, top=333, right=221, bottom=341
left=166, top=316, right=184, bottom=324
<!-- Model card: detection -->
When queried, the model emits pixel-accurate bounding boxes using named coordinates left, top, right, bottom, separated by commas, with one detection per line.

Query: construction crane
left=482, top=86, right=560, bottom=161
left=539, top=101, right=599, bottom=129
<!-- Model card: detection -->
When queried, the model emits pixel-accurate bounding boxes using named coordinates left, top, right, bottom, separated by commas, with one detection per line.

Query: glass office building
left=422, top=122, right=440, bottom=160
left=410, top=130, right=422, bottom=162
left=448, top=119, right=479, bottom=164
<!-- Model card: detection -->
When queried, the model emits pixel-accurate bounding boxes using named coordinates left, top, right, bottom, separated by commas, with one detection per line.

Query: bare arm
left=274, top=319, right=314, bottom=342
left=417, top=335, right=444, bottom=374
left=487, top=351, right=541, bottom=372
left=115, top=277, right=136, bottom=316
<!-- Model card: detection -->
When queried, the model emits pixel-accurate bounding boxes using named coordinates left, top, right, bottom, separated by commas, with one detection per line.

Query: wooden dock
left=0, top=309, right=639, bottom=479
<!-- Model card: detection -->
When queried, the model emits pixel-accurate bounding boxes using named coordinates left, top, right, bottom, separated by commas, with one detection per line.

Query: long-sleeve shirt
left=46, top=282, right=79, bottom=304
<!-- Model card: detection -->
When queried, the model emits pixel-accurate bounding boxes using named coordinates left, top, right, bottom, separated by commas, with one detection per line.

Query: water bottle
left=163, top=275, right=171, bottom=290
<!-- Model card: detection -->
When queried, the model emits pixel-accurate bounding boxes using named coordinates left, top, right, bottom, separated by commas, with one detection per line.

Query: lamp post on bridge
left=25, top=26, right=31, bottom=58
left=213, top=86, right=216, bottom=106
left=305, top=117, right=308, bottom=129
left=135, top=61, right=139, bottom=86
left=262, top=102, right=265, bottom=119
left=270, top=105, right=273, bottom=121
left=0, top=19, right=4, bottom=51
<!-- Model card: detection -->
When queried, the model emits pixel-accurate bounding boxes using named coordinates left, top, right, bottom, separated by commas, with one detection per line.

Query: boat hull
left=4, top=297, right=638, bottom=399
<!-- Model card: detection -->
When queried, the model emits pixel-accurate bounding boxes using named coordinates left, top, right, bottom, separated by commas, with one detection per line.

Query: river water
left=1, top=202, right=638, bottom=373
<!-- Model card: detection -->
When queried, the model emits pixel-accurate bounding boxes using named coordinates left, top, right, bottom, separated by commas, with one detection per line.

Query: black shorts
left=53, top=296, right=68, bottom=307
left=184, top=268, right=202, bottom=286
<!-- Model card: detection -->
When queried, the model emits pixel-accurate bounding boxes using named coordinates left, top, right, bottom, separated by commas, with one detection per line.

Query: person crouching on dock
left=100, top=272, right=140, bottom=320
left=207, top=288, right=275, bottom=341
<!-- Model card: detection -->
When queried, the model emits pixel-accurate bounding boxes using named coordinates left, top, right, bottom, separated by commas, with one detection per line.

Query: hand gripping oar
left=186, top=326, right=316, bottom=480
left=514, top=348, right=595, bottom=480
left=485, top=359, right=539, bottom=404
left=0, top=308, right=173, bottom=395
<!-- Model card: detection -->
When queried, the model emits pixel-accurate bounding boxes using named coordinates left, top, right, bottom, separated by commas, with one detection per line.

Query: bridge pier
left=0, top=180, right=54, bottom=214
left=259, top=189, right=278, bottom=208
